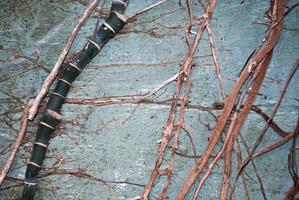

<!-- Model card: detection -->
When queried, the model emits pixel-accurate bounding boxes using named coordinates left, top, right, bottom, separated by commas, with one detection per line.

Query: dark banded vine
left=22, top=1, right=129, bottom=199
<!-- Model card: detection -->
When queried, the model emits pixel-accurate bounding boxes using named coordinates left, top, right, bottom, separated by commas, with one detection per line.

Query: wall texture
left=0, top=0, right=298, bottom=199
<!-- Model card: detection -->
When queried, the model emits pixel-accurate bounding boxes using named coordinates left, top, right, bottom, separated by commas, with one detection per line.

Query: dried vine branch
left=176, top=0, right=288, bottom=198
left=193, top=50, right=274, bottom=199
left=230, top=57, right=299, bottom=196
left=141, top=1, right=217, bottom=199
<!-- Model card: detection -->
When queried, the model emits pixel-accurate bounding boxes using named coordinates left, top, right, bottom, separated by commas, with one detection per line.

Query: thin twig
left=237, top=134, right=268, bottom=200
left=185, top=0, right=194, bottom=50
left=137, top=73, right=179, bottom=103
left=0, top=101, right=32, bottom=186
left=251, top=105, right=290, bottom=137
left=182, top=126, right=198, bottom=163
left=43, top=168, right=145, bottom=187
left=253, top=122, right=298, bottom=158
left=14, top=52, right=50, bottom=73
left=236, top=138, right=250, bottom=200
left=207, top=24, right=226, bottom=100
left=127, top=0, right=168, bottom=21
left=192, top=112, right=238, bottom=199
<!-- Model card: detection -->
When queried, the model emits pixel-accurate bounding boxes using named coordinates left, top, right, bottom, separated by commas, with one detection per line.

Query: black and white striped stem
left=22, top=1, right=129, bottom=199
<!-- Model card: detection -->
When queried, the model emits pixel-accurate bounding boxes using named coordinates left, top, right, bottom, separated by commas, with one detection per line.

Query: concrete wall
left=0, top=0, right=298, bottom=199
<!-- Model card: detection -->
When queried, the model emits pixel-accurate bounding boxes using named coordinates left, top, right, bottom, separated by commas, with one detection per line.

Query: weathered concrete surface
left=0, top=0, right=298, bottom=199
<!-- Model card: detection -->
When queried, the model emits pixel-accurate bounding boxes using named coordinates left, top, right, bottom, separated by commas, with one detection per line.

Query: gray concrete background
left=0, top=0, right=298, bottom=199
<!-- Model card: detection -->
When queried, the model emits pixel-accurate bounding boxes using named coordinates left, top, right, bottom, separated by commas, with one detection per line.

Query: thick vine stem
left=22, top=1, right=129, bottom=199
left=27, top=0, right=103, bottom=120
